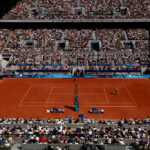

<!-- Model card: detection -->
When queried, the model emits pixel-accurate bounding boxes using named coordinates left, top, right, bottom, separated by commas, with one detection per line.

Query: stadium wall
left=1, top=75, right=150, bottom=79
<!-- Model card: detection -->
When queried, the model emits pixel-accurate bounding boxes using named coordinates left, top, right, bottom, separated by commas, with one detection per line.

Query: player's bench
left=89, top=109, right=104, bottom=114
left=46, top=109, right=65, bottom=113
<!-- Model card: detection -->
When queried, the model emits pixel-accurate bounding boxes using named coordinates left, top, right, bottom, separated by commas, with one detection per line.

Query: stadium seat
left=46, top=110, right=50, bottom=113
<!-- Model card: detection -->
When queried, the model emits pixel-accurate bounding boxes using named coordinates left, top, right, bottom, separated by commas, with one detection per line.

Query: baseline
left=18, top=104, right=138, bottom=108
left=18, top=85, right=33, bottom=107
left=103, top=84, right=136, bottom=106
left=125, top=85, right=138, bottom=107
left=46, top=86, right=54, bottom=103
left=102, top=86, right=109, bottom=104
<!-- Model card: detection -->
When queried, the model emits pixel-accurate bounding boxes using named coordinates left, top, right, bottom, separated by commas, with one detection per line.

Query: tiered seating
left=0, top=117, right=150, bottom=148
left=80, top=0, right=122, bottom=19
left=0, top=29, right=12, bottom=53
left=0, top=28, right=149, bottom=73
left=1, top=0, right=150, bottom=19
left=2, top=0, right=34, bottom=20
left=123, top=0, right=150, bottom=18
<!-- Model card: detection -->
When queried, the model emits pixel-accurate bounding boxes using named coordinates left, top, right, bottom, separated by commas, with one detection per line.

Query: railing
left=7, top=63, right=150, bottom=67
left=1, top=74, right=150, bottom=79
left=16, top=70, right=68, bottom=73
left=0, top=19, right=150, bottom=23
left=85, top=70, right=141, bottom=73
left=20, top=144, right=135, bottom=150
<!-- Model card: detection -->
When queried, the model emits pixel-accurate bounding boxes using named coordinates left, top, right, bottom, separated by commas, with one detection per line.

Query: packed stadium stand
left=0, top=0, right=150, bottom=150
left=1, top=0, right=150, bottom=19
left=0, top=117, right=150, bottom=150
left=0, top=28, right=149, bottom=75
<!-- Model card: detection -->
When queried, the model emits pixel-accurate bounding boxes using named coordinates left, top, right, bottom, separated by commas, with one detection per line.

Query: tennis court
left=0, top=78, right=149, bottom=119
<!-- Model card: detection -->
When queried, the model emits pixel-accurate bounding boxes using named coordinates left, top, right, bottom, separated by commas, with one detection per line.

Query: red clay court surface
left=0, top=78, right=150, bottom=119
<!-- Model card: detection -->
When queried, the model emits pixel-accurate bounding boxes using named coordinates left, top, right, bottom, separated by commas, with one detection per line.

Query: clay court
left=0, top=78, right=150, bottom=119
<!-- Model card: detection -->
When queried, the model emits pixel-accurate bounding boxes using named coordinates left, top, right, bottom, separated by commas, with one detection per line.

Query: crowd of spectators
left=2, top=0, right=34, bottom=20
left=123, top=0, right=150, bottom=19
left=126, top=29, right=149, bottom=40
left=21, top=125, right=149, bottom=145
left=80, top=0, right=122, bottom=19
left=0, top=29, right=12, bottom=53
left=0, top=117, right=150, bottom=126
left=0, top=117, right=150, bottom=148
left=0, top=28, right=149, bottom=72
left=2, top=0, right=150, bottom=19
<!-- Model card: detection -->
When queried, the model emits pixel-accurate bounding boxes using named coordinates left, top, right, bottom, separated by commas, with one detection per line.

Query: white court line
left=21, top=101, right=73, bottom=104
left=51, top=94, right=74, bottom=95
left=79, top=94, right=106, bottom=96
left=78, top=84, right=108, bottom=104
left=78, top=84, right=103, bottom=86
left=103, top=85, right=127, bottom=88
left=102, top=84, right=136, bottom=106
left=46, top=101, right=73, bottom=103
left=20, top=84, right=74, bottom=105
left=31, top=84, right=74, bottom=86
left=108, top=102, right=135, bottom=104
left=21, top=85, right=54, bottom=104
left=31, top=84, right=53, bottom=86
left=22, top=102, right=49, bottom=103
left=46, top=86, right=54, bottom=103
left=102, top=87, right=109, bottom=104
left=80, top=101, right=108, bottom=103
left=18, top=104, right=138, bottom=108
left=80, top=105, right=137, bottom=108
left=80, top=101, right=134, bottom=104
left=31, top=85, right=51, bottom=87
left=125, top=86, right=137, bottom=107
left=18, top=85, right=33, bottom=107
left=23, top=94, right=74, bottom=97
left=18, top=84, right=137, bottom=108
left=18, top=105, right=65, bottom=107
left=78, top=84, right=126, bottom=87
